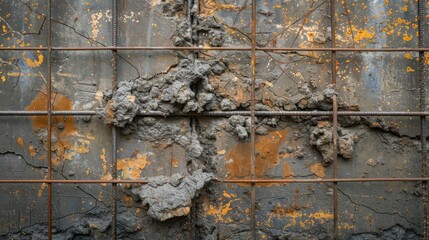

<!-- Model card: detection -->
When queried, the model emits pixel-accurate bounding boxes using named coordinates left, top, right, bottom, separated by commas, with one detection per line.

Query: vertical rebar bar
left=111, top=0, right=118, bottom=239
left=330, top=0, right=338, bottom=238
left=46, top=0, right=52, bottom=239
left=250, top=0, right=257, bottom=239
left=418, top=0, right=428, bottom=239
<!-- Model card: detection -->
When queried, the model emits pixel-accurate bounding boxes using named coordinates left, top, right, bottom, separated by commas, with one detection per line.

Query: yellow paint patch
left=22, top=51, right=44, bottom=68
left=354, top=28, right=375, bottom=42
left=403, top=32, right=413, bottom=41
left=118, top=152, right=151, bottom=179
left=310, top=163, right=326, bottom=178
left=205, top=201, right=233, bottom=223
left=404, top=53, right=412, bottom=59
left=268, top=209, right=333, bottom=228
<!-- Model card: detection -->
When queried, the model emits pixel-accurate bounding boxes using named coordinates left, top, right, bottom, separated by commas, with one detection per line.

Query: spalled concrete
left=131, top=169, right=213, bottom=221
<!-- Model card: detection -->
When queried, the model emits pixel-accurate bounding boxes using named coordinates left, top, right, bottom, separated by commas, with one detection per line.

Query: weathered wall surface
left=0, top=0, right=428, bottom=239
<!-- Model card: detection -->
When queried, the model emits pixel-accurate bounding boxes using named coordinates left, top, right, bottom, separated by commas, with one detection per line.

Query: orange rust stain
left=28, top=144, right=37, bottom=157
left=171, top=157, right=179, bottom=168
left=16, top=137, right=24, bottom=148
left=200, top=0, right=238, bottom=16
left=118, top=152, right=151, bottom=179
left=310, top=163, right=326, bottom=178
left=26, top=91, right=78, bottom=165
left=271, top=189, right=303, bottom=217
left=226, top=129, right=287, bottom=178
left=100, top=172, right=112, bottom=186
left=37, top=182, right=46, bottom=197
left=100, top=148, right=107, bottom=172
left=282, top=161, right=294, bottom=178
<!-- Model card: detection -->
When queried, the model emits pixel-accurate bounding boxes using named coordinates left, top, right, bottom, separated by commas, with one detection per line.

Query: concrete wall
left=0, top=0, right=428, bottom=239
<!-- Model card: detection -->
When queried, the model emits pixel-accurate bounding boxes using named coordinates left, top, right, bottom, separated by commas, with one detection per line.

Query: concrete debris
left=310, top=121, right=357, bottom=166
left=349, top=225, right=420, bottom=240
left=225, top=115, right=251, bottom=141
left=98, top=58, right=227, bottom=127
left=131, top=169, right=213, bottom=221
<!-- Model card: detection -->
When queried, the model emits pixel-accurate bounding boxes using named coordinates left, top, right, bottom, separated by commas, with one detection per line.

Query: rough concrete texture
left=1, top=0, right=428, bottom=239
left=310, top=121, right=358, bottom=166
left=132, top=169, right=213, bottom=221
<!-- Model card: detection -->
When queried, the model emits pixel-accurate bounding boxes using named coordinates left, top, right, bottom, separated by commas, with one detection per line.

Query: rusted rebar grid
left=111, top=0, right=119, bottom=239
left=0, top=1, right=427, bottom=239
left=46, top=0, right=53, bottom=239
left=418, top=0, right=428, bottom=239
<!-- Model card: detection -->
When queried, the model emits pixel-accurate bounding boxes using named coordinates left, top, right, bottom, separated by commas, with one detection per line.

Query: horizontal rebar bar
left=0, top=110, right=428, bottom=117
left=1, top=177, right=429, bottom=184
left=0, top=46, right=428, bottom=52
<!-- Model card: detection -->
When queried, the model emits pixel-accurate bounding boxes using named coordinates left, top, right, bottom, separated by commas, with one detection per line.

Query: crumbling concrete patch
left=349, top=224, right=420, bottom=240
left=132, top=169, right=213, bottom=221
left=98, top=58, right=228, bottom=127
left=310, top=121, right=357, bottom=166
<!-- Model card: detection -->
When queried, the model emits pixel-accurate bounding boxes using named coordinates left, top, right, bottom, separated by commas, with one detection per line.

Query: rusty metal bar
left=111, top=0, right=119, bottom=239
left=250, top=0, right=257, bottom=239
left=46, top=0, right=53, bottom=239
left=4, top=110, right=429, bottom=116
left=2, top=177, right=429, bottom=184
left=418, top=0, right=428, bottom=238
left=5, top=46, right=429, bottom=52
left=330, top=0, right=338, bottom=238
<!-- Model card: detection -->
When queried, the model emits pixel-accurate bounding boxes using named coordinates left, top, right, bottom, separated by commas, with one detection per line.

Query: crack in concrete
left=337, top=186, right=419, bottom=228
